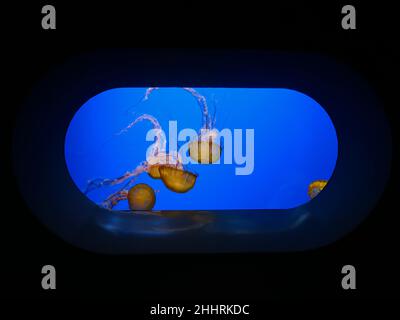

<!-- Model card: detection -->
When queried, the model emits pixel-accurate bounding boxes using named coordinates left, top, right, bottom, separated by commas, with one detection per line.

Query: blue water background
left=65, top=88, right=338, bottom=210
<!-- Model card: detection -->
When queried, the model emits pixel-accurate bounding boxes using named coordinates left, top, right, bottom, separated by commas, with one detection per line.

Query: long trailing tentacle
left=141, top=87, right=212, bottom=129
left=142, top=87, right=159, bottom=101
left=125, top=87, right=160, bottom=114
left=100, top=169, right=145, bottom=209
left=182, top=87, right=210, bottom=129
left=85, top=161, right=148, bottom=195
left=116, top=114, right=165, bottom=158
left=101, top=189, right=129, bottom=210
left=117, top=113, right=162, bottom=135
left=211, top=95, right=217, bottom=129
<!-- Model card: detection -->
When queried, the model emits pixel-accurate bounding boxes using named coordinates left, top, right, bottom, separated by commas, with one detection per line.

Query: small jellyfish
left=127, top=183, right=156, bottom=211
left=141, top=87, right=222, bottom=164
left=308, top=180, right=328, bottom=199
left=85, top=112, right=191, bottom=210
left=148, top=163, right=176, bottom=179
left=159, top=166, right=197, bottom=193
left=188, top=132, right=222, bottom=164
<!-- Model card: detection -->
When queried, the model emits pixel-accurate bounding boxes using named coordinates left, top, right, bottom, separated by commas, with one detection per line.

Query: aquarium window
left=65, top=88, right=338, bottom=211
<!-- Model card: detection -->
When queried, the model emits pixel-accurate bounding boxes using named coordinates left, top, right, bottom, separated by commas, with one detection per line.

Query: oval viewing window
left=65, top=87, right=338, bottom=211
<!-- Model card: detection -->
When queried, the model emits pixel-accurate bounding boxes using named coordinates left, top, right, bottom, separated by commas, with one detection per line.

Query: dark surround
left=2, top=1, right=399, bottom=301
left=12, top=50, right=391, bottom=254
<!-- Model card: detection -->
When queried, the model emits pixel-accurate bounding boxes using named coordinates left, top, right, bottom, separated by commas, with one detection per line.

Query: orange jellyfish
left=182, top=88, right=221, bottom=164
left=84, top=114, right=164, bottom=209
left=147, top=152, right=183, bottom=179
left=118, top=113, right=184, bottom=179
left=141, top=87, right=222, bottom=164
left=85, top=113, right=191, bottom=210
left=85, top=114, right=167, bottom=195
left=188, top=131, right=222, bottom=164
left=100, top=182, right=156, bottom=210
left=127, top=183, right=156, bottom=210
left=159, top=166, right=197, bottom=193
left=307, top=180, right=328, bottom=199
left=96, top=163, right=149, bottom=210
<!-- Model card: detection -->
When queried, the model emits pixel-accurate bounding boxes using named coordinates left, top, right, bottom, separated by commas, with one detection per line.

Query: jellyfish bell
left=141, top=88, right=221, bottom=164
left=159, top=166, right=197, bottom=193
left=148, top=163, right=183, bottom=179
left=307, top=180, right=328, bottom=199
left=189, top=140, right=221, bottom=164
left=189, top=129, right=222, bottom=164
left=127, top=183, right=156, bottom=211
left=147, top=151, right=183, bottom=179
left=148, top=164, right=164, bottom=179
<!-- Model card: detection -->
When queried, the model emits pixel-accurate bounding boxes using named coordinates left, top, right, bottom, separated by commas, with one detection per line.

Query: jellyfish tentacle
left=116, top=114, right=165, bottom=158
left=211, top=97, right=217, bottom=129
left=85, top=162, right=149, bottom=195
left=143, top=87, right=160, bottom=101
left=100, top=170, right=145, bottom=209
left=182, top=87, right=210, bottom=129
left=85, top=114, right=160, bottom=196
left=139, top=88, right=220, bottom=164
left=84, top=178, right=114, bottom=194
left=91, top=86, right=218, bottom=210
left=101, top=189, right=129, bottom=210
left=141, top=87, right=212, bottom=130
left=117, top=114, right=162, bottom=135
left=124, top=87, right=160, bottom=115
